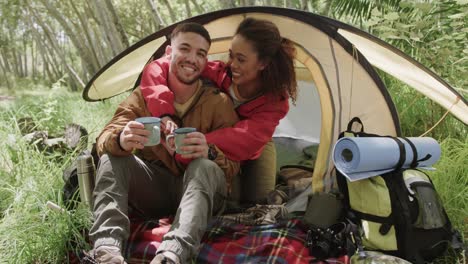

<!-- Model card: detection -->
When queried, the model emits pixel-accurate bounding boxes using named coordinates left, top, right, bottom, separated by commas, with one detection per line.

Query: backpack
left=336, top=117, right=464, bottom=263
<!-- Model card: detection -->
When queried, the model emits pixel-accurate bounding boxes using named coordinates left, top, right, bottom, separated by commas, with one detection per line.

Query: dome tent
left=83, top=7, right=468, bottom=194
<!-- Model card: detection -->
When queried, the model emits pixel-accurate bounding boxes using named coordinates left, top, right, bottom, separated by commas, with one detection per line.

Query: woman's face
left=228, top=34, right=266, bottom=88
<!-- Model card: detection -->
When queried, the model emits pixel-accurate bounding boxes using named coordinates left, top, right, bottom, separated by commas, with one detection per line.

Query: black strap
left=387, top=137, right=406, bottom=170
left=400, top=137, right=432, bottom=168
left=400, top=137, right=418, bottom=168
left=346, top=117, right=364, bottom=133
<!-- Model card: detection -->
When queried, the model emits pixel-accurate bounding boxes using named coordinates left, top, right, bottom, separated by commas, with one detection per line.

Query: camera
left=306, top=222, right=347, bottom=260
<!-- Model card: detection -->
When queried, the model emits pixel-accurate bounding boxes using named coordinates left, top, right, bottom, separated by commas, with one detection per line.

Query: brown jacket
left=96, top=84, right=240, bottom=189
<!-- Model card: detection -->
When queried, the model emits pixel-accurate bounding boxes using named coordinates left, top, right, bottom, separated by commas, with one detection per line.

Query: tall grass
left=0, top=81, right=125, bottom=262
left=383, top=72, right=468, bottom=262
left=430, top=137, right=468, bottom=234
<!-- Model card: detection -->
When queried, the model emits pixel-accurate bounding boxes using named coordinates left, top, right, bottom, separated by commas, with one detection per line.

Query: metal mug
left=135, top=117, right=161, bottom=146
left=166, top=127, right=197, bottom=154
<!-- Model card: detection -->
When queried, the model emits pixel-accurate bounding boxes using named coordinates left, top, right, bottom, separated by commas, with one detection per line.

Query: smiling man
left=88, top=23, right=239, bottom=264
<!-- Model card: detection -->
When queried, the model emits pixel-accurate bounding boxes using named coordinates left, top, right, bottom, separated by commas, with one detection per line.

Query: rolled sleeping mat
left=333, top=137, right=441, bottom=181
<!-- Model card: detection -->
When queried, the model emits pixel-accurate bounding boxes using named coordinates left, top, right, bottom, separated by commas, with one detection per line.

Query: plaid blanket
left=122, top=216, right=348, bottom=264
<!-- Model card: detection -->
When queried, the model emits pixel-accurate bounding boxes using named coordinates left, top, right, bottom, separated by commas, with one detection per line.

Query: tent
left=83, top=7, right=468, bottom=194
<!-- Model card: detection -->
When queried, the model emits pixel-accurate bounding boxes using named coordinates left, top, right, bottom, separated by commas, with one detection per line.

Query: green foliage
left=0, top=83, right=124, bottom=262
left=368, top=0, right=467, bottom=90
left=367, top=0, right=467, bottom=141
left=429, top=136, right=468, bottom=263
left=330, top=0, right=403, bottom=22
left=381, top=72, right=467, bottom=140
left=430, top=137, right=468, bottom=233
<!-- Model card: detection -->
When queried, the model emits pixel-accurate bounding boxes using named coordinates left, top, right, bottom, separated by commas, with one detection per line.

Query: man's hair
left=170, top=22, right=211, bottom=45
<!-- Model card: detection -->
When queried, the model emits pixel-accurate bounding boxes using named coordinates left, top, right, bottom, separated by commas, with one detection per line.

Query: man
left=89, top=23, right=239, bottom=264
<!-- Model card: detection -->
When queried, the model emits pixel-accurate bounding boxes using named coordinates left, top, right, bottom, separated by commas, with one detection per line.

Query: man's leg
left=89, top=154, right=181, bottom=262
left=154, top=158, right=226, bottom=263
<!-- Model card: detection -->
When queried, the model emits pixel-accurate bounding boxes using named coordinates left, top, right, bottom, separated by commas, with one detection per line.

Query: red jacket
left=140, top=58, right=289, bottom=161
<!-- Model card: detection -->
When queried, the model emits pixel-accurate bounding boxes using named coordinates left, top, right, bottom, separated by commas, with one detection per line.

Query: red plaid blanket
left=122, top=217, right=348, bottom=264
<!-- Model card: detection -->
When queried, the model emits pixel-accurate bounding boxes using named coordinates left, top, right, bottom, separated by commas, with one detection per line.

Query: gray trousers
left=89, top=154, right=226, bottom=262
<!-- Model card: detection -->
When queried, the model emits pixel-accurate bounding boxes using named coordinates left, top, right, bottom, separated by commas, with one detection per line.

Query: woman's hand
left=161, top=116, right=178, bottom=135
left=160, top=137, right=175, bottom=156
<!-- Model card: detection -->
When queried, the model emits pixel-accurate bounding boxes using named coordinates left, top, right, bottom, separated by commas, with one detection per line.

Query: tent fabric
left=83, top=7, right=467, bottom=193
left=337, top=29, right=468, bottom=124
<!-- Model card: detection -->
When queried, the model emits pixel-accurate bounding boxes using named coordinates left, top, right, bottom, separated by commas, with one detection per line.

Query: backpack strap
left=346, top=117, right=364, bottom=133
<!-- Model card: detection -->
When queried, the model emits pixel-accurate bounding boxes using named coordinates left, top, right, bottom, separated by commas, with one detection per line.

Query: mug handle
left=165, top=134, right=176, bottom=150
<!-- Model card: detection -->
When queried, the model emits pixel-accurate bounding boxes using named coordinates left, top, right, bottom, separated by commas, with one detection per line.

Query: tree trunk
left=31, top=40, right=37, bottom=79
left=301, top=0, right=308, bottom=10
left=17, top=51, right=24, bottom=77
left=220, top=0, right=236, bottom=8
left=88, top=0, right=126, bottom=57
left=29, top=26, right=59, bottom=82
left=89, top=22, right=112, bottom=65
left=183, top=0, right=192, bottom=17
left=68, top=0, right=101, bottom=72
left=146, top=0, right=165, bottom=30
left=26, top=6, right=61, bottom=78
left=0, top=55, right=12, bottom=90
left=81, top=2, right=109, bottom=66
left=10, top=48, right=20, bottom=76
left=38, top=0, right=98, bottom=76
left=283, top=0, right=294, bottom=8
left=6, top=31, right=20, bottom=76
left=189, top=0, right=203, bottom=14
left=27, top=5, right=84, bottom=89
left=1, top=48, right=11, bottom=74
left=104, top=0, right=129, bottom=48
left=23, top=38, right=28, bottom=77
left=160, top=0, right=177, bottom=23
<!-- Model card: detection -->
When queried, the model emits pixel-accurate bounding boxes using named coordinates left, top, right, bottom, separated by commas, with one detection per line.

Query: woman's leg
left=240, top=140, right=277, bottom=204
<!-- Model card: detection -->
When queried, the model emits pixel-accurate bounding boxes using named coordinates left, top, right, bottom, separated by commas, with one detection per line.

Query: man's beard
left=176, top=72, right=200, bottom=85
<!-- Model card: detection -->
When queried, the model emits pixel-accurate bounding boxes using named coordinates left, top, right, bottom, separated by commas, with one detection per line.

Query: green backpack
left=336, top=118, right=464, bottom=263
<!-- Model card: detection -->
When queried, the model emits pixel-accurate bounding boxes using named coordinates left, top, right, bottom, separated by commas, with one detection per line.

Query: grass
left=0, top=80, right=466, bottom=263
left=0, top=81, right=125, bottom=262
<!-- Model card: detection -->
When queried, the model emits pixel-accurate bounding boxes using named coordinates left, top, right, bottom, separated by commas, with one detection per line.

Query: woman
left=141, top=18, right=297, bottom=203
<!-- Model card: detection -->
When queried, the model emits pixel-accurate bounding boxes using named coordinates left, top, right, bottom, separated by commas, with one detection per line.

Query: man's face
left=167, top=32, right=210, bottom=85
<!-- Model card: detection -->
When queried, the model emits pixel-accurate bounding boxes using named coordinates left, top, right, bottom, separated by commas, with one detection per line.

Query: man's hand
left=119, top=121, right=150, bottom=151
left=179, top=132, right=209, bottom=159
left=161, top=116, right=178, bottom=135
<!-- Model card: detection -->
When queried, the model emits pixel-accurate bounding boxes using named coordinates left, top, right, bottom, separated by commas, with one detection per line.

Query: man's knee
left=184, top=158, right=225, bottom=189
left=97, top=154, right=136, bottom=172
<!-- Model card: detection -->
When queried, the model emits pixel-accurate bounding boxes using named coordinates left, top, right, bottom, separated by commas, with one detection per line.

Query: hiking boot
left=150, top=252, right=181, bottom=264
left=93, top=245, right=127, bottom=264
